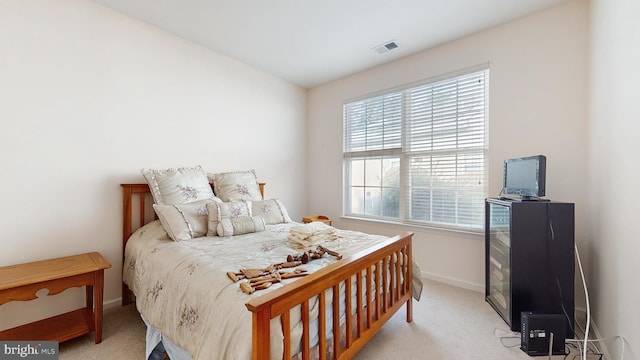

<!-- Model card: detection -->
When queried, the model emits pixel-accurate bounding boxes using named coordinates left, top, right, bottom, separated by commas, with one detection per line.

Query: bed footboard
left=246, top=232, right=414, bottom=360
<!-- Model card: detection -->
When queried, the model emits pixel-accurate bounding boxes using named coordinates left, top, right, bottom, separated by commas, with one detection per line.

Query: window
left=343, top=68, right=488, bottom=230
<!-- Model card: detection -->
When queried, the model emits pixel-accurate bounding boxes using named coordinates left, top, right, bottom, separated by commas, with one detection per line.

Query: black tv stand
left=499, top=196, right=549, bottom=202
left=521, top=196, right=550, bottom=202
left=485, top=198, right=575, bottom=338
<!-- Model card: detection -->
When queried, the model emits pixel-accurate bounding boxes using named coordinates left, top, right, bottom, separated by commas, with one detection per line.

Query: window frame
left=343, top=65, right=489, bottom=232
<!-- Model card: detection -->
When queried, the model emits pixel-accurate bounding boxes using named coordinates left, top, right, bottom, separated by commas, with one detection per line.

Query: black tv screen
left=503, top=155, right=546, bottom=198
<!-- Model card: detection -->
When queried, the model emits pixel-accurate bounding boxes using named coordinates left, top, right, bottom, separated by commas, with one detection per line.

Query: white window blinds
left=343, top=92, right=402, bottom=156
left=343, top=68, right=488, bottom=230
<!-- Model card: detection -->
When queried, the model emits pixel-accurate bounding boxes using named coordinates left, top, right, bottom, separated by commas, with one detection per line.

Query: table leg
left=86, top=285, right=94, bottom=310
left=94, top=270, right=104, bottom=344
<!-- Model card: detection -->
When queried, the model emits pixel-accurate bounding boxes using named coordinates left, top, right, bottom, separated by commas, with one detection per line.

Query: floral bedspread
left=123, top=220, right=391, bottom=360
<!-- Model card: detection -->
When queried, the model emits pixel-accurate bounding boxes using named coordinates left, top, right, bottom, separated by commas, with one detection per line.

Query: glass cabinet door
left=487, top=203, right=511, bottom=322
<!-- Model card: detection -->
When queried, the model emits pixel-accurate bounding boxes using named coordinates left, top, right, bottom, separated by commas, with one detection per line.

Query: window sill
left=339, top=215, right=484, bottom=238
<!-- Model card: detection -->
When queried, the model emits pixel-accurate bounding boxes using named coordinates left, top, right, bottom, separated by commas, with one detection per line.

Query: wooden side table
left=302, top=215, right=332, bottom=226
left=0, top=252, right=111, bottom=343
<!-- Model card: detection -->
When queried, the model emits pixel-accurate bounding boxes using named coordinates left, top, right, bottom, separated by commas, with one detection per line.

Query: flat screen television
left=503, top=155, right=546, bottom=199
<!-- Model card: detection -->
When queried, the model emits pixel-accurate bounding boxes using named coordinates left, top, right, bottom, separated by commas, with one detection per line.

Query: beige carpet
left=58, top=279, right=594, bottom=359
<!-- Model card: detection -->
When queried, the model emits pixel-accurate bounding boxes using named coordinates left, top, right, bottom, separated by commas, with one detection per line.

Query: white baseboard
left=103, top=297, right=122, bottom=311
left=420, top=271, right=484, bottom=293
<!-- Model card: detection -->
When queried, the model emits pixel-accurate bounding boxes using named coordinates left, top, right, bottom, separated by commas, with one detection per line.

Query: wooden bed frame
left=121, top=183, right=414, bottom=360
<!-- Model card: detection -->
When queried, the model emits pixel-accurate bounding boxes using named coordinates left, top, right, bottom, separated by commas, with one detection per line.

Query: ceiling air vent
left=373, top=41, right=399, bottom=54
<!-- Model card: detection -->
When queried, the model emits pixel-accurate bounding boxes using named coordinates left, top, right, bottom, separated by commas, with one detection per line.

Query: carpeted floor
left=58, top=279, right=595, bottom=359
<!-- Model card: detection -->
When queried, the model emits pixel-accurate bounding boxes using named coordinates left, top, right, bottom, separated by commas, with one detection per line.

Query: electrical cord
left=573, top=319, right=601, bottom=355
left=548, top=217, right=577, bottom=337
left=558, top=242, right=627, bottom=360
left=566, top=336, right=625, bottom=360
left=574, top=243, right=591, bottom=360
left=499, top=335, right=521, bottom=348
left=574, top=244, right=626, bottom=359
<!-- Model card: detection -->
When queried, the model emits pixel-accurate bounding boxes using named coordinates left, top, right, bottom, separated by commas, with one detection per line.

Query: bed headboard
left=121, top=182, right=265, bottom=243
left=120, top=182, right=265, bottom=305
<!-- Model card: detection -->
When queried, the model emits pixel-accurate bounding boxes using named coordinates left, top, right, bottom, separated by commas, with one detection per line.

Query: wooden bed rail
left=246, top=232, right=414, bottom=360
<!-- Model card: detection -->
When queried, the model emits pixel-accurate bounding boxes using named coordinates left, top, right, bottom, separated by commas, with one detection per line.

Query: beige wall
left=307, top=0, right=589, bottom=295
left=0, top=0, right=306, bottom=329
left=589, top=0, right=640, bottom=358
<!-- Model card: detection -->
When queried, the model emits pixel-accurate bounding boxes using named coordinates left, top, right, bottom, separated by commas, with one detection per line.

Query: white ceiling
left=94, top=0, right=571, bottom=88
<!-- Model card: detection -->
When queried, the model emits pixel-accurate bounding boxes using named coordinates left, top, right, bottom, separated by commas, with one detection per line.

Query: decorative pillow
left=142, top=166, right=215, bottom=205
left=217, top=216, right=266, bottom=237
left=251, top=199, right=292, bottom=224
left=208, top=169, right=262, bottom=202
left=206, top=200, right=252, bottom=236
left=153, top=199, right=220, bottom=241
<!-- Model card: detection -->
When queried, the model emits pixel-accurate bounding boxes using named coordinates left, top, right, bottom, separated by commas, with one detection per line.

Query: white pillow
left=206, top=200, right=252, bottom=236
left=208, top=169, right=262, bottom=202
left=153, top=199, right=220, bottom=241
left=217, top=216, right=266, bottom=237
left=251, top=199, right=292, bottom=224
left=142, top=166, right=215, bottom=205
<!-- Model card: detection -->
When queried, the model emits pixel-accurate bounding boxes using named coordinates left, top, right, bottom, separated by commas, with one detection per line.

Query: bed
left=121, top=168, right=416, bottom=360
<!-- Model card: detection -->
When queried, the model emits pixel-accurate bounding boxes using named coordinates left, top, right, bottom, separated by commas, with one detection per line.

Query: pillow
left=251, top=199, right=292, bottom=224
left=206, top=200, right=252, bottom=236
left=208, top=169, right=262, bottom=202
left=142, top=166, right=215, bottom=205
left=217, top=216, right=266, bottom=237
left=153, top=199, right=220, bottom=241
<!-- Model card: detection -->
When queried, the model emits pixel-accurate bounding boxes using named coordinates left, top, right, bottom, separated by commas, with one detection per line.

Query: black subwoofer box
left=520, top=312, right=566, bottom=356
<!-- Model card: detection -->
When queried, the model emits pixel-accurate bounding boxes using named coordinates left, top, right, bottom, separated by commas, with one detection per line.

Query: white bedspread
left=123, top=220, right=393, bottom=360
